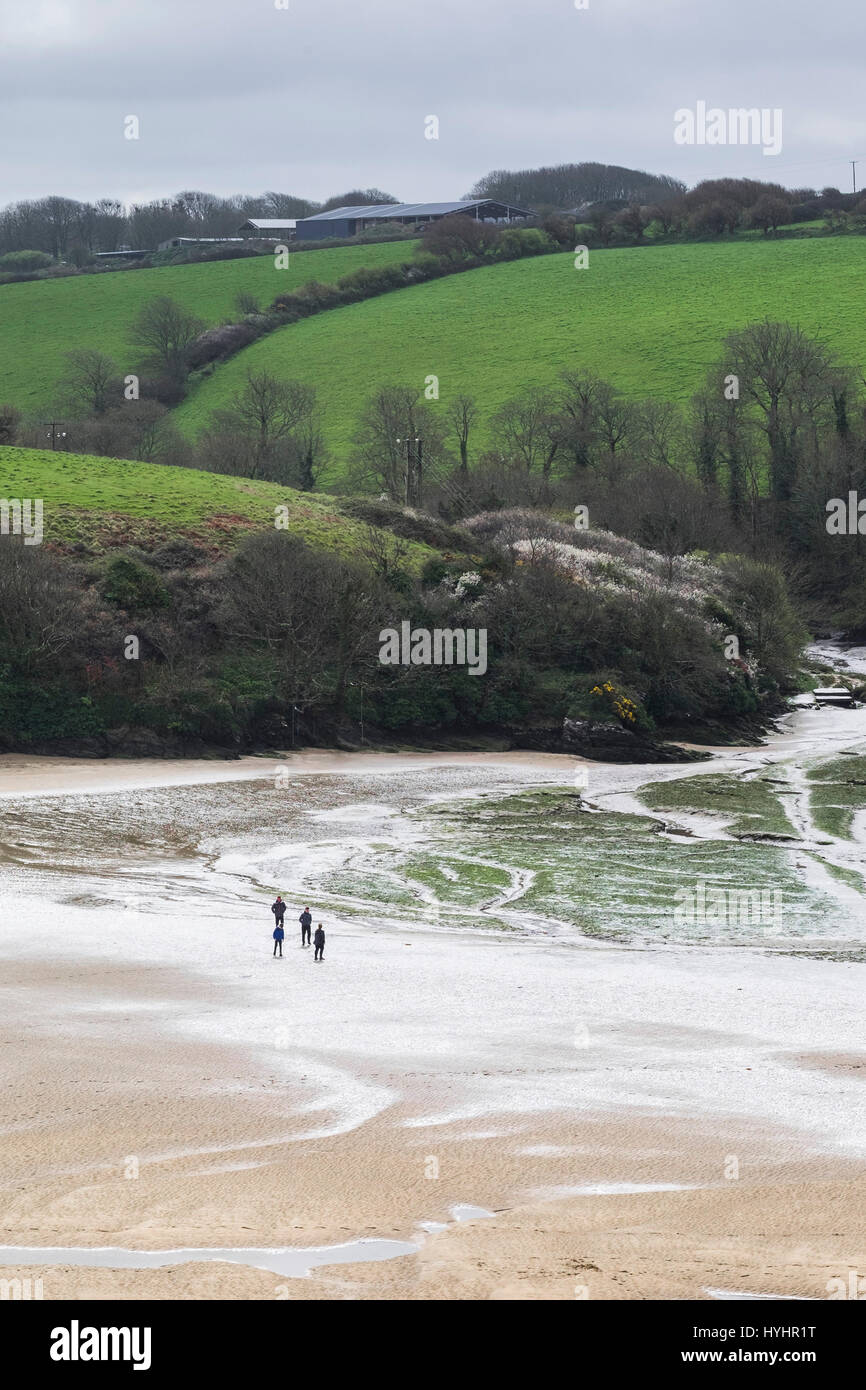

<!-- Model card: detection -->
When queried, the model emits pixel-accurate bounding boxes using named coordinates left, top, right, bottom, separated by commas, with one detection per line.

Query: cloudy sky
left=1, top=0, right=864, bottom=206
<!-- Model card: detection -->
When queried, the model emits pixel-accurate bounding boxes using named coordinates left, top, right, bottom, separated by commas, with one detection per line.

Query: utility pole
left=397, top=435, right=422, bottom=506
left=852, top=161, right=859, bottom=195
left=42, top=422, right=68, bottom=451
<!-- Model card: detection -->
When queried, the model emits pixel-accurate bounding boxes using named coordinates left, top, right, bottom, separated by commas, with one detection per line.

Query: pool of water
left=0, top=1238, right=420, bottom=1279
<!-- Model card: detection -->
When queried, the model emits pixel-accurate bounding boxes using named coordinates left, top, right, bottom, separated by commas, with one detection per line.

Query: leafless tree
left=58, top=348, right=118, bottom=417
left=490, top=387, right=560, bottom=476
left=446, top=394, right=479, bottom=475
left=632, top=399, right=684, bottom=470
left=351, top=385, right=449, bottom=503
left=206, top=371, right=325, bottom=487
left=130, top=296, right=205, bottom=382
left=0, top=539, right=84, bottom=675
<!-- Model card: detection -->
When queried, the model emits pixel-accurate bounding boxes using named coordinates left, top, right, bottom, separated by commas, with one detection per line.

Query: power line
left=682, top=150, right=866, bottom=184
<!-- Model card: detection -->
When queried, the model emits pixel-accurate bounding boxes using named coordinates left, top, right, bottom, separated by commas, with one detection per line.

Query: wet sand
left=0, top=749, right=588, bottom=800
left=1, top=952, right=863, bottom=1300
left=1, top=729, right=865, bottom=1300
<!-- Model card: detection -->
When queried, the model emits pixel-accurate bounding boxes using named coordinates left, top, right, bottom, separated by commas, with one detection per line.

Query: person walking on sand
left=271, top=895, right=286, bottom=932
left=313, top=924, right=325, bottom=961
left=272, top=922, right=284, bottom=957
left=299, top=906, right=312, bottom=947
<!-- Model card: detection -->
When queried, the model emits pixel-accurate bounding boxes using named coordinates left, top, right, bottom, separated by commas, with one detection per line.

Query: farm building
left=292, top=199, right=533, bottom=242
left=237, top=218, right=297, bottom=240
left=94, top=248, right=150, bottom=261
left=157, top=236, right=245, bottom=252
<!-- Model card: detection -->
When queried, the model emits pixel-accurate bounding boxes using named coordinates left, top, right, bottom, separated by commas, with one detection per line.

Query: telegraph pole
left=42, top=422, right=68, bottom=450
left=852, top=161, right=859, bottom=195
left=397, top=435, right=422, bottom=506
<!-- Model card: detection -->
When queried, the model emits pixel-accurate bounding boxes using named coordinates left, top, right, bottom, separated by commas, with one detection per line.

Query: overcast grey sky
left=1, top=0, right=864, bottom=205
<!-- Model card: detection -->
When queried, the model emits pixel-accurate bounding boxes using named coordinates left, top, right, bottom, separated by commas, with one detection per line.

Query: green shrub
left=0, top=249, right=54, bottom=271
left=100, top=555, right=170, bottom=611
left=497, top=227, right=556, bottom=259
left=336, top=263, right=410, bottom=300
left=568, top=672, right=655, bottom=731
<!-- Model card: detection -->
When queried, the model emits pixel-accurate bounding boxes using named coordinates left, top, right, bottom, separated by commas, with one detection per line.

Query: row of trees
left=584, top=178, right=864, bottom=248
left=468, top=162, right=686, bottom=213
left=0, top=188, right=399, bottom=259
left=6, top=169, right=857, bottom=262
left=345, top=321, right=866, bottom=629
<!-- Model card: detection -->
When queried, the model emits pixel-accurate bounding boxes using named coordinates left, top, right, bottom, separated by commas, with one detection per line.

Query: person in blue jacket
left=273, top=922, right=284, bottom=957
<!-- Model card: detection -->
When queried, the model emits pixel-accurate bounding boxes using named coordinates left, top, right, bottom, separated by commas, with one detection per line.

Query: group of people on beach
left=270, top=896, right=326, bottom=961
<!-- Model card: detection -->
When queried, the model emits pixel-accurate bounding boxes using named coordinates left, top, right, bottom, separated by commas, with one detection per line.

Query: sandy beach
left=1, top=707, right=865, bottom=1300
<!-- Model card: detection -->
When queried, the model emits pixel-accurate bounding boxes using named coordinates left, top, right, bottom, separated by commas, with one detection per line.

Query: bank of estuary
left=0, top=648, right=864, bottom=1299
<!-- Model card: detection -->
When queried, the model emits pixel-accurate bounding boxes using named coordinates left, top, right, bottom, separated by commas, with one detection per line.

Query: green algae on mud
left=309, top=786, right=841, bottom=945
left=637, top=774, right=798, bottom=839
left=806, top=756, right=866, bottom=840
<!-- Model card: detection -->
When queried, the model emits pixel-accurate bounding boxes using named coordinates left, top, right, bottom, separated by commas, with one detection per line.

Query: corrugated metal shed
left=238, top=219, right=297, bottom=231
left=302, top=200, right=515, bottom=222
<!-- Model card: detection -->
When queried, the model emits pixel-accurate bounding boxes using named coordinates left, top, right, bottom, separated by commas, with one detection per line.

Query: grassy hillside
left=0, top=241, right=416, bottom=416
left=0, top=444, right=437, bottom=564
left=173, top=236, right=866, bottom=483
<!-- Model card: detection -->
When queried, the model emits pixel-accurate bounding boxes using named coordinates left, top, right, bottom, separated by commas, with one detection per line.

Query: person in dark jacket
left=273, top=923, right=284, bottom=957
left=299, top=907, right=312, bottom=947
left=313, top=924, right=325, bottom=961
left=271, top=896, right=286, bottom=929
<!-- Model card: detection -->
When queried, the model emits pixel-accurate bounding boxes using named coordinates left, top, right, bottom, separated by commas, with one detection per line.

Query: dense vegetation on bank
left=0, top=448, right=805, bottom=754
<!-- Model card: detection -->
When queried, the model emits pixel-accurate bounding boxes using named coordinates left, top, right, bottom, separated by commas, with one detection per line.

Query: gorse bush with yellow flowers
left=568, top=671, right=656, bottom=733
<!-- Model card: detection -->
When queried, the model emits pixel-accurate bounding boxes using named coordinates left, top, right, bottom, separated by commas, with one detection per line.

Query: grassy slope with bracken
left=0, top=443, right=440, bottom=566
left=0, top=240, right=417, bottom=416
left=174, top=235, right=866, bottom=485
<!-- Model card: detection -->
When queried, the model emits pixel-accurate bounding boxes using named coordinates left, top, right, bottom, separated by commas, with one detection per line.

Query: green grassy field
left=0, top=241, right=416, bottom=416
left=173, top=236, right=866, bottom=484
left=0, top=443, right=437, bottom=563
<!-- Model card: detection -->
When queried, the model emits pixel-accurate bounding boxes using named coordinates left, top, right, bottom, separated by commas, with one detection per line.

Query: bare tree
left=0, top=539, right=84, bottom=675
left=351, top=385, right=449, bottom=503
left=724, top=321, right=845, bottom=502
left=130, top=296, right=205, bottom=382
left=632, top=399, right=684, bottom=470
left=446, top=394, right=479, bottom=475
left=0, top=403, right=20, bottom=444
left=491, top=387, right=560, bottom=476
left=58, top=348, right=118, bottom=417
left=217, top=531, right=384, bottom=714
left=207, top=371, right=325, bottom=487
left=593, top=382, right=634, bottom=459
left=749, top=196, right=790, bottom=236
left=614, top=203, right=651, bottom=240
left=557, top=369, right=609, bottom=470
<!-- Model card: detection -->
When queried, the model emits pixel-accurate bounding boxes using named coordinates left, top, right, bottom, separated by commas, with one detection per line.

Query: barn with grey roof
left=289, top=199, right=533, bottom=242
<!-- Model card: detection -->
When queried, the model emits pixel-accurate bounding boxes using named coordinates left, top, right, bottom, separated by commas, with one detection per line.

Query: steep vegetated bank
left=0, top=448, right=804, bottom=755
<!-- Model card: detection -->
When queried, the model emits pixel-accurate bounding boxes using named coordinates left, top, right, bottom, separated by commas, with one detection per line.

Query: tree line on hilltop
left=3, top=161, right=861, bottom=272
